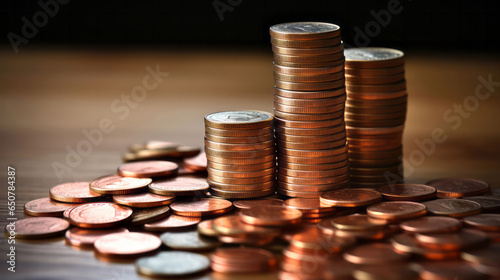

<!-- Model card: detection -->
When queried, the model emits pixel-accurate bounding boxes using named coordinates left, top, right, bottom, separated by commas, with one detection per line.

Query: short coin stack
left=270, top=22, right=350, bottom=198
left=204, top=111, right=276, bottom=199
left=344, top=47, right=407, bottom=188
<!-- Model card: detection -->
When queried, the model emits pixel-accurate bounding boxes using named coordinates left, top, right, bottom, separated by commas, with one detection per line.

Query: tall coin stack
left=344, top=47, right=407, bottom=188
left=270, top=22, right=351, bottom=198
left=204, top=111, right=276, bottom=199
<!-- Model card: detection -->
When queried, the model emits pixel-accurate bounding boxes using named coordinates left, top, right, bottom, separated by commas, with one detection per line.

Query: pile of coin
left=204, top=111, right=276, bottom=199
left=270, top=22, right=350, bottom=198
left=344, top=47, right=407, bottom=188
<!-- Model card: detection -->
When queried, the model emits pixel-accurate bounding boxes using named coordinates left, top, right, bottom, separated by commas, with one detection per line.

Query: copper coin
left=346, top=72, right=405, bottom=85
left=354, top=264, right=419, bottom=280
left=290, top=226, right=356, bottom=252
left=49, top=182, right=105, bottom=203
left=239, top=205, right=302, bottom=226
left=113, top=192, right=175, bottom=208
left=270, top=22, right=341, bottom=40
left=274, top=71, right=345, bottom=83
left=275, top=86, right=345, bottom=99
left=283, top=198, right=336, bottom=214
left=212, top=215, right=279, bottom=236
left=415, top=229, right=489, bottom=250
left=130, top=205, right=171, bottom=225
left=63, top=205, right=78, bottom=220
left=206, top=154, right=275, bottom=165
left=399, top=216, right=461, bottom=234
left=426, top=178, right=490, bottom=198
left=134, top=145, right=200, bottom=159
left=210, top=248, right=275, bottom=273
left=278, top=159, right=349, bottom=171
left=377, top=184, right=436, bottom=201
left=207, top=179, right=275, bottom=191
left=144, top=214, right=200, bottom=232
left=197, top=219, right=218, bottom=237
left=136, top=251, right=210, bottom=277
left=366, top=201, right=427, bottom=221
left=160, top=230, right=220, bottom=251
left=422, top=199, right=482, bottom=218
left=278, top=178, right=351, bottom=191
left=7, top=217, right=69, bottom=239
left=204, top=138, right=274, bottom=151
left=461, top=243, right=500, bottom=265
left=277, top=145, right=348, bottom=158
left=463, top=196, right=500, bottom=212
left=65, top=227, right=129, bottom=247
left=275, top=94, right=346, bottom=107
left=463, top=214, right=500, bottom=231
left=273, top=62, right=344, bottom=75
left=69, top=202, right=133, bottom=228
left=278, top=165, right=350, bottom=178
left=343, top=243, right=408, bottom=265
left=274, top=101, right=344, bottom=114
left=117, top=160, right=178, bottom=178
left=417, top=261, right=489, bottom=280
left=217, top=234, right=275, bottom=246
left=170, top=198, right=232, bottom=217
left=24, top=197, right=83, bottom=217
left=209, top=187, right=276, bottom=199
left=149, top=177, right=209, bottom=196
left=330, top=214, right=387, bottom=231
left=208, top=160, right=275, bottom=172
left=390, top=234, right=460, bottom=260
left=278, top=152, right=349, bottom=165
left=94, top=232, right=161, bottom=257
left=275, top=122, right=345, bottom=136
left=205, top=146, right=275, bottom=158
left=346, top=64, right=405, bottom=76
left=320, top=189, right=382, bottom=207
left=205, top=126, right=273, bottom=137
left=183, top=152, right=207, bottom=172
left=233, top=199, right=283, bottom=210
left=275, top=117, right=344, bottom=129
left=89, top=174, right=152, bottom=195
left=204, top=132, right=273, bottom=144
left=208, top=173, right=275, bottom=184
left=274, top=52, right=344, bottom=64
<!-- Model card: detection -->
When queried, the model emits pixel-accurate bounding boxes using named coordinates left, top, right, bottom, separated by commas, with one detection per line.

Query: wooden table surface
left=0, top=48, right=499, bottom=279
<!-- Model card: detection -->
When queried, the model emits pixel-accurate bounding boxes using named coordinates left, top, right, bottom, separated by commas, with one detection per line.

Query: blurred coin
left=377, top=184, right=436, bottom=201
left=7, top=217, right=69, bottom=239
left=416, top=261, right=489, bottom=280
left=426, top=178, right=490, bottom=198
left=462, top=196, right=500, bottom=212
left=463, top=214, right=500, bottom=231
left=160, top=230, right=220, bottom=251
left=283, top=198, right=336, bottom=214
left=50, top=182, right=105, bottom=203
left=423, top=199, right=482, bottom=218
left=69, top=202, right=133, bottom=228
left=65, top=227, right=129, bottom=247
left=197, top=219, right=218, bottom=237
left=366, top=201, right=427, bottom=222
left=149, top=177, right=209, bottom=196
left=94, top=232, right=161, bottom=258
left=113, top=192, right=174, bottom=208
left=24, top=197, right=83, bottom=217
left=321, top=189, right=382, bottom=207
left=330, top=214, right=387, bottom=231
left=136, top=251, right=210, bottom=277
left=144, top=214, right=200, bottom=232
left=233, top=199, right=283, bottom=210
left=89, top=174, right=152, bottom=195
left=117, top=160, right=178, bottom=178
left=210, top=248, right=276, bottom=273
left=212, top=215, right=280, bottom=236
left=415, top=229, right=489, bottom=250
left=130, top=205, right=171, bottom=225
left=399, top=216, right=461, bottom=234
left=183, top=152, right=207, bottom=172
left=390, top=234, right=460, bottom=260
left=170, top=198, right=232, bottom=217
left=343, top=243, right=408, bottom=264
left=240, top=205, right=302, bottom=226
left=461, top=243, right=500, bottom=266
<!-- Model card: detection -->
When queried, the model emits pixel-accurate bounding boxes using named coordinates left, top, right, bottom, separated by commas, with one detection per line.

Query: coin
left=65, top=227, right=129, bottom=247
left=274, top=71, right=345, bottom=83
left=277, top=179, right=351, bottom=192
left=278, top=165, right=349, bottom=178
left=205, top=110, right=273, bottom=129
left=272, top=45, right=344, bottom=56
left=290, top=226, right=355, bottom=252
left=117, top=160, right=178, bottom=178
left=94, top=232, right=161, bottom=258
left=160, top=230, right=220, bottom=251
left=7, top=217, right=70, bottom=239
left=113, top=192, right=175, bottom=208
left=278, top=159, right=349, bottom=171
left=283, top=198, right=336, bottom=215
left=346, top=64, right=405, bottom=76
left=89, top=174, right=152, bottom=195
left=425, top=178, right=490, bottom=198
left=320, top=189, right=382, bottom=207
left=271, top=36, right=342, bottom=48
left=462, top=196, right=500, bottom=212
left=461, top=243, right=500, bottom=266
left=399, top=216, right=461, bottom=234
left=49, top=182, right=105, bottom=203
left=416, top=261, right=489, bottom=280
left=463, top=214, right=500, bottom=231
left=274, top=52, right=344, bottom=64
left=239, top=205, right=302, bottom=226
left=210, top=248, right=276, bottom=273
left=377, top=184, right=436, bottom=201
left=233, top=199, right=283, bottom=210
left=390, top=234, right=461, bottom=260
left=422, top=199, right=482, bottom=217
left=208, top=179, right=275, bottom=191
left=276, top=130, right=346, bottom=143
left=346, top=72, right=405, bottom=85
left=208, top=173, right=274, bottom=184
left=330, top=214, right=387, bottom=231
left=277, top=172, right=350, bottom=185
left=274, top=79, right=345, bottom=91
left=197, top=219, right=218, bottom=237
left=270, top=22, right=341, bottom=40
left=136, top=251, right=210, bottom=277
left=205, top=126, right=273, bottom=137
left=170, top=198, right=233, bottom=217
left=343, top=243, right=409, bottom=264
left=209, top=187, right=276, bottom=199
left=208, top=160, right=275, bottom=172
left=205, top=132, right=273, bottom=144
left=183, top=152, right=207, bottom=172
left=415, top=229, right=489, bottom=250
left=212, top=215, right=280, bottom=236
left=130, top=205, right=171, bottom=225
left=366, top=201, right=427, bottom=222
left=273, top=63, right=344, bottom=75
left=149, top=177, right=209, bottom=196
left=275, top=122, right=345, bottom=136
left=206, top=154, right=275, bottom=165
left=207, top=166, right=275, bottom=178
left=144, top=214, right=200, bottom=231
left=24, top=197, right=83, bottom=217
left=69, top=202, right=133, bottom=228
left=205, top=146, right=275, bottom=158
left=130, top=146, right=201, bottom=161
left=278, top=145, right=348, bottom=157
left=345, top=47, right=404, bottom=68
left=278, top=152, right=349, bottom=165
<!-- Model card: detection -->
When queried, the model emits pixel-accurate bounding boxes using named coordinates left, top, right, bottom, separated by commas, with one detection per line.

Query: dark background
left=1, top=0, right=500, bottom=51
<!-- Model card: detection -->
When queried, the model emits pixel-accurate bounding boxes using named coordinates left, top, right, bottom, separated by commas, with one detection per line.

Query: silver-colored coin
left=205, top=110, right=273, bottom=125
left=136, top=251, right=210, bottom=277
left=345, top=47, right=404, bottom=61
left=160, top=230, right=220, bottom=251
left=271, top=22, right=340, bottom=35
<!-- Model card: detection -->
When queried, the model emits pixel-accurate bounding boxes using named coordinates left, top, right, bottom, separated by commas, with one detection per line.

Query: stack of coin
left=270, top=22, right=350, bottom=198
left=344, top=47, right=407, bottom=188
left=204, top=111, right=276, bottom=199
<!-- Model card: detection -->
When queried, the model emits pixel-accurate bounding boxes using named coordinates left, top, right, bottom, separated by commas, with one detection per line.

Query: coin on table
left=197, top=219, right=218, bottom=237
left=416, top=261, right=489, bottom=280
left=366, top=201, right=427, bottom=222
left=463, top=214, right=500, bottom=231
left=377, top=184, right=437, bottom=201
left=461, top=243, right=500, bottom=266
left=390, top=233, right=461, bottom=261
left=160, top=230, right=220, bottom=251
left=183, top=152, right=207, bottom=172
left=399, top=216, right=461, bottom=234
left=149, top=177, right=209, bottom=196
left=290, top=226, right=356, bottom=252
left=144, top=214, right=201, bottom=232
left=329, top=214, right=387, bottom=231
left=65, top=227, right=129, bottom=247
left=49, top=182, right=105, bottom=203
left=117, top=160, right=179, bottom=178
left=6, top=217, right=69, bottom=239
left=89, top=174, right=152, bottom=195
left=343, top=243, right=409, bottom=265
left=136, top=251, right=210, bottom=277
left=94, top=232, right=161, bottom=258
left=426, top=178, right=490, bottom=198
left=113, top=192, right=175, bottom=208
left=69, top=202, right=133, bottom=228
left=422, top=199, right=482, bottom=218
left=210, top=248, right=276, bottom=273
left=239, top=205, right=302, bottom=226
left=130, top=205, right=171, bottom=225
left=344, top=47, right=404, bottom=68
left=212, top=215, right=280, bottom=236
left=24, top=197, right=83, bottom=217
left=233, top=199, right=283, bottom=210
left=354, top=263, right=419, bottom=280
left=170, top=198, right=232, bottom=218
left=320, top=189, right=382, bottom=207
left=283, top=198, right=337, bottom=214
left=462, top=196, right=500, bottom=212
left=204, top=110, right=273, bottom=130
left=415, top=228, right=489, bottom=250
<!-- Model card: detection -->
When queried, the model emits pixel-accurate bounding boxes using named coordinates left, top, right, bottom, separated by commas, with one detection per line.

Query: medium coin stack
left=344, top=47, right=407, bottom=188
left=204, top=111, right=276, bottom=199
left=270, top=22, right=350, bottom=198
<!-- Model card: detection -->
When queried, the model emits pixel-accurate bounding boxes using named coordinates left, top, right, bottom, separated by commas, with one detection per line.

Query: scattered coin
left=149, top=177, right=209, bottom=196
left=6, top=217, right=69, bottom=239
left=422, top=199, right=482, bottom=218
left=366, top=201, right=427, bottom=222
left=462, top=196, right=500, bottom=212
left=210, top=248, right=276, bottom=273
left=130, top=205, right=171, bottom=225
left=463, top=214, right=500, bottom=231
left=89, top=174, right=152, bottom=195
left=212, top=215, right=280, bottom=236
left=117, top=160, right=178, bottom=178
left=416, top=261, right=489, bottom=280
left=415, top=228, right=489, bottom=250
left=426, top=178, right=490, bottom=198
left=343, top=243, right=409, bottom=265
left=24, top=197, right=83, bottom=217
left=65, top=227, right=129, bottom=247
left=239, top=205, right=302, bottom=226
left=399, top=216, right=461, bottom=234
left=391, top=233, right=460, bottom=260
left=377, top=184, right=437, bottom=201
left=144, top=214, right=201, bottom=232
left=160, top=230, right=221, bottom=251
left=183, top=152, right=207, bottom=172
left=320, top=189, right=382, bottom=207
left=94, top=232, right=161, bottom=258
left=233, top=199, right=283, bottom=210
left=69, top=202, right=133, bottom=228
left=197, top=219, right=218, bottom=237
left=49, top=182, right=105, bottom=203
left=113, top=192, right=174, bottom=208
left=329, top=214, right=387, bottom=231
left=170, top=198, right=233, bottom=217
left=136, top=251, right=210, bottom=277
